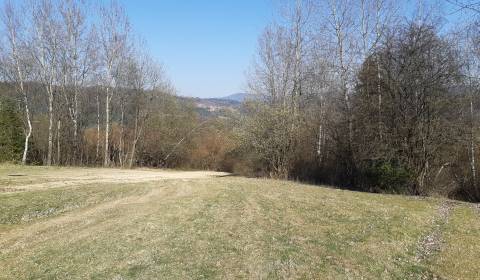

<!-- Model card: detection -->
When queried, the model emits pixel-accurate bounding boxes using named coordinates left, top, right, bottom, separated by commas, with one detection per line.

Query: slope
left=0, top=165, right=478, bottom=279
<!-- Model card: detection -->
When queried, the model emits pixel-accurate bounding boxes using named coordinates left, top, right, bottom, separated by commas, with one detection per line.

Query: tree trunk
left=375, top=0, right=383, bottom=142
left=317, top=123, right=323, bottom=156
left=470, top=91, right=477, bottom=186
left=73, top=113, right=78, bottom=161
left=16, top=69, right=31, bottom=165
left=57, top=119, right=61, bottom=165
left=119, top=101, right=125, bottom=167
left=129, top=140, right=138, bottom=168
left=104, top=87, right=110, bottom=167
left=129, top=114, right=139, bottom=169
left=21, top=92, right=32, bottom=165
left=47, top=87, right=54, bottom=166
left=96, top=91, right=100, bottom=162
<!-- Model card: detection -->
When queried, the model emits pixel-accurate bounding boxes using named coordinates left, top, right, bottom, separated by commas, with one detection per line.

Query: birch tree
left=30, top=0, right=61, bottom=166
left=99, top=1, right=131, bottom=166
left=462, top=20, right=480, bottom=197
left=58, top=0, right=95, bottom=162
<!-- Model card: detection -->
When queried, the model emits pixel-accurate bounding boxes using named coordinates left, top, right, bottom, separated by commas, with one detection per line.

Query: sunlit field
left=1, top=165, right=478, bottom=279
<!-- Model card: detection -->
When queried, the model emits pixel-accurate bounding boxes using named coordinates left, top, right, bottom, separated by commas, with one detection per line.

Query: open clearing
left=0, top=165, right=228, bottom=193
left=0, top=165, right=479, bottom=279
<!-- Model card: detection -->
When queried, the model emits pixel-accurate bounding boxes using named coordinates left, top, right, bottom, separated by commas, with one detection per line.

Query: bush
left=359, top=159, right=413, bottom=194
left=0, top=97, right=23, bottom=162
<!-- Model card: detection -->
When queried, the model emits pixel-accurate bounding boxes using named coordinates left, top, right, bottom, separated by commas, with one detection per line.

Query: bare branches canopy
left=242, top=0, right=480, bottom=201
left=0, top=0, right=171, bottom=167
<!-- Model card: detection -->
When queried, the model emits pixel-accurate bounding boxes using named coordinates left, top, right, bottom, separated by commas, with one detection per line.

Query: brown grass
left=0, top=165, right=478, bottom=279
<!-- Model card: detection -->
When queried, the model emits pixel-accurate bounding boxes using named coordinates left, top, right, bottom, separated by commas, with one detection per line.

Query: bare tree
left=326, top=0, right=358, bottom=149
left=359, top=0, right=397, bottom=140
left=30, top=0, right=61, bottom=166
left=99, top=1, right=131, bottom=166
left=447, top=0, right=480, bottom=14
left=58, top=0, right=95, bottom=163
left=462, top=20, right=480, bottom=197
left=244, top=1, right=321, bottom=178
left=118, top=44, right=165, bottom=168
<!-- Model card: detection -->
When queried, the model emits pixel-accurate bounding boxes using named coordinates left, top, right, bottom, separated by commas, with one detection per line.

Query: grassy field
left=0, top=165, right=478, bottom=279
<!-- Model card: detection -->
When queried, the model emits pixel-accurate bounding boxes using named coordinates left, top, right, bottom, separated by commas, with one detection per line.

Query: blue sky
left=122, top=0, right=274, bottom=98
left=122, top=0, right=470, bottom=98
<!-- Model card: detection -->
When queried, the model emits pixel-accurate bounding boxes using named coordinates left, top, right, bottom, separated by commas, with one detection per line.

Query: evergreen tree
left=0, top=97, right=23, bottom=162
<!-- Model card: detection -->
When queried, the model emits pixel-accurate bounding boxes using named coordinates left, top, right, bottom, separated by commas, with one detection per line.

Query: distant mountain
left=218, top=93, right=250, bottom=102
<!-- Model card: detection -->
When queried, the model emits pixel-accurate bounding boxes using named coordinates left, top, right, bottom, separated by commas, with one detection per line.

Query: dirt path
left=0, top=168, right=230, bottom=193
left=415, top=201, right=456, bottom=279
left=0, top=178, right=205, bottom=254
left=416, top=202, right=453, bottom=261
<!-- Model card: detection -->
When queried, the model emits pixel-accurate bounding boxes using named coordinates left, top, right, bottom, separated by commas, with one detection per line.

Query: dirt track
left=0, top=167, right=230, bottom=192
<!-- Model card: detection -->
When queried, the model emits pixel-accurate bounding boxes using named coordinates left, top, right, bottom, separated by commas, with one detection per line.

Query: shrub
left=0, top=97, right=23, bottom=162
left=360, top=159, right=413, bottom=194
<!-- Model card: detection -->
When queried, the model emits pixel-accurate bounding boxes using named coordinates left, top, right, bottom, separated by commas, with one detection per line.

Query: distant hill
left=177, top=95, right=241, bottom=118
left=219, top=93, right=249, bottom=102
left=178, top=93, right=258, bottom=118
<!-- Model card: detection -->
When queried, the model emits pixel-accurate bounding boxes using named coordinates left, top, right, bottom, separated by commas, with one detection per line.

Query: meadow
left=0, top=165, right=478, bottom=279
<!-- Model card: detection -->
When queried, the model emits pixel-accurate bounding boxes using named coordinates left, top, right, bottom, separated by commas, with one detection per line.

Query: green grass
left=0, top=165, right=478, bottom=279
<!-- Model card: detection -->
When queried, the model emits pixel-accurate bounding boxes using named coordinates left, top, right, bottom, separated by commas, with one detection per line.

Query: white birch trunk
left=470, top=91, right=476, bottom=185
left=57, top=119, right=61, bottom=165
left=104, top=87, right=110, bottom=166
left=129, top=111, right=141, bottom=168
left=21, top=89, right=32, bottom=165
left=96, top=91, right=100, bottom=161
left=47, top=85, right=54, bottom=166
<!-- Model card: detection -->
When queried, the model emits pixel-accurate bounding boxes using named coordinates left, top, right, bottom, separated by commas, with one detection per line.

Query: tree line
left=234, top=0, right=480, bottom=202
left=0, top=0, right=198, bottom=168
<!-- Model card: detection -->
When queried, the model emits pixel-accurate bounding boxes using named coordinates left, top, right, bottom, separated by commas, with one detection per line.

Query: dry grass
left=427, top=206, right=480, bottom=279
left=0, top=165, right=478, bottom=279
left=0, top=164, right=228, bottom=192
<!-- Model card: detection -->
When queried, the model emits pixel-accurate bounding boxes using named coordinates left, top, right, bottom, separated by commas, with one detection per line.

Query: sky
left=121, top=0, right=470, bottom=99
left=121, top=0, right=275, bottom=98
